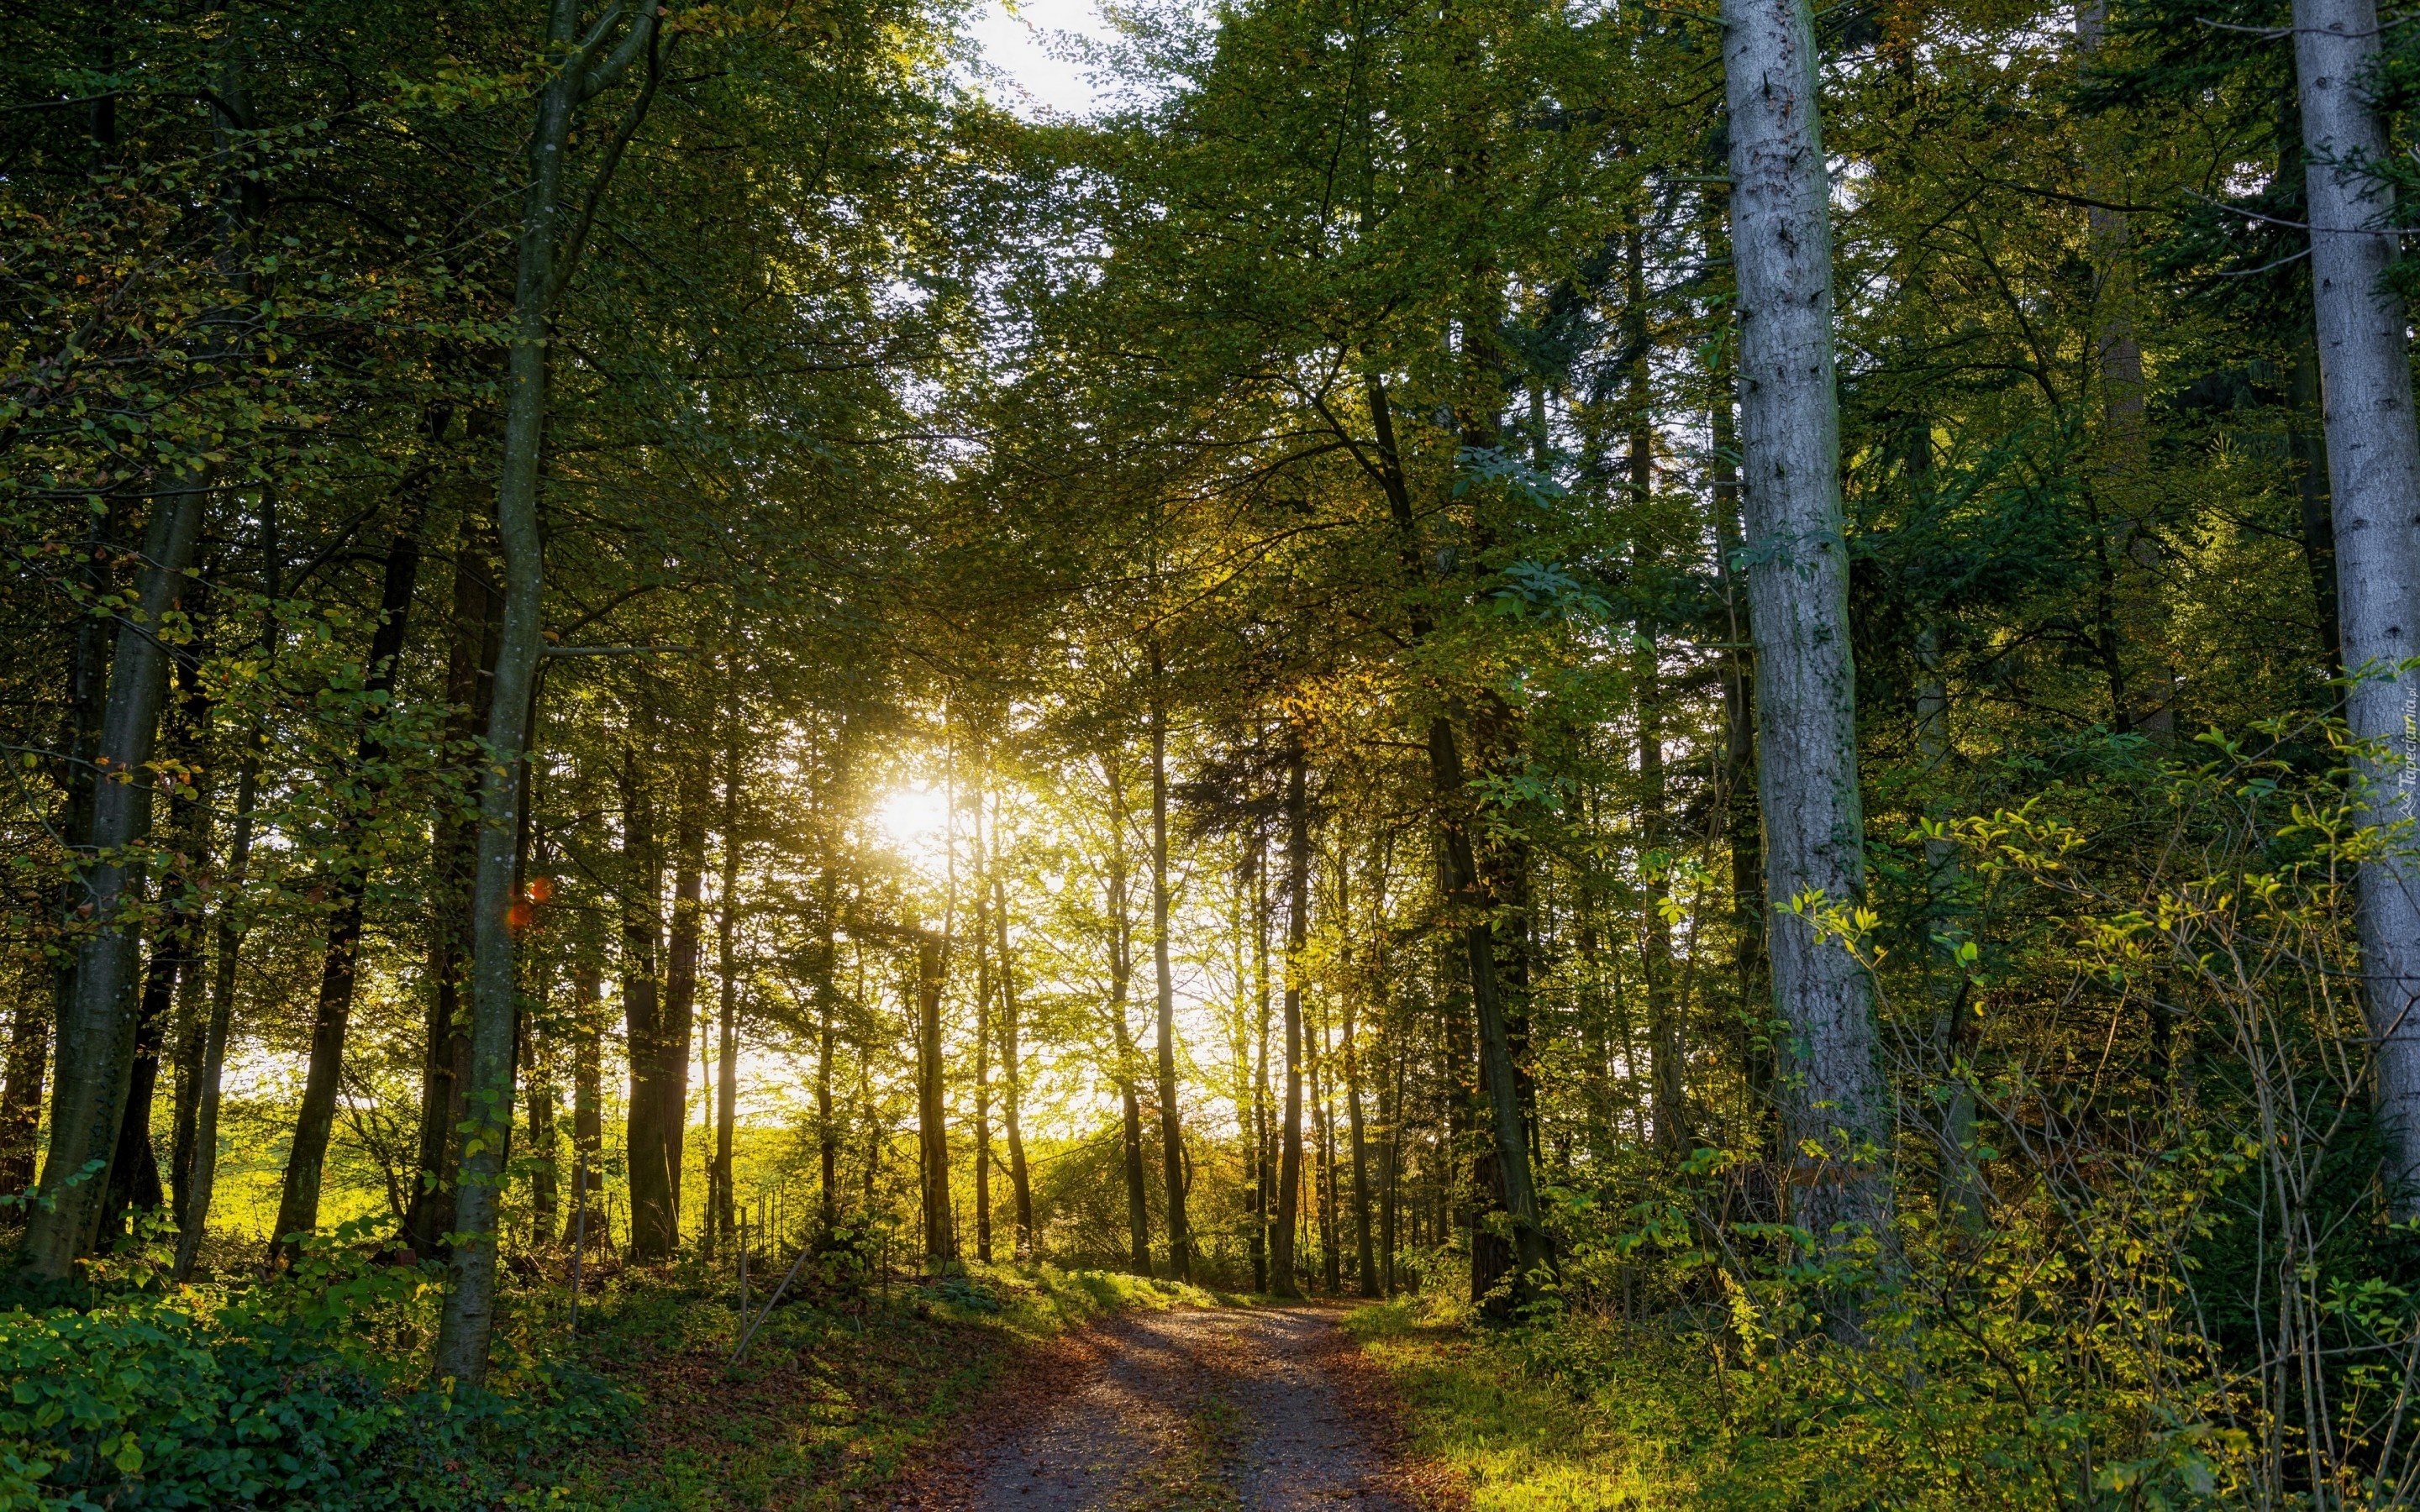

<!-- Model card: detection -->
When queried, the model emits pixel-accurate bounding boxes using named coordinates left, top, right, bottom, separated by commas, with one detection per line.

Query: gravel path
left=893, top=1305, right=1415, bottom=1511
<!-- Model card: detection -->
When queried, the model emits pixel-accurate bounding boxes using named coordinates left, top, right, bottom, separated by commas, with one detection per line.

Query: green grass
left=541, top=1263, right=1230, bottom=1510
left=1343, top=1301, right=1723, bottom=1512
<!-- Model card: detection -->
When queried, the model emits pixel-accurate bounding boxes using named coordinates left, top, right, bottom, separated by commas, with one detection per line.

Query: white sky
left=965, top=0, right=1120, bottom=117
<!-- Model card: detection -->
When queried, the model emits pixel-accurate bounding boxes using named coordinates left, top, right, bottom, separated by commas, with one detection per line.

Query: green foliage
left=0, top=1222, right=629, bottom=1510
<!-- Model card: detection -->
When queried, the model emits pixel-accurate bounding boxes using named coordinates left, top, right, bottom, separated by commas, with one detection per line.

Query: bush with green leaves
left=0, top=1221, right=629, bottom=1509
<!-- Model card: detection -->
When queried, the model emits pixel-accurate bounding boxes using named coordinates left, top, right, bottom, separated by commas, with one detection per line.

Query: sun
left=874, top=782, right=954, bottom=861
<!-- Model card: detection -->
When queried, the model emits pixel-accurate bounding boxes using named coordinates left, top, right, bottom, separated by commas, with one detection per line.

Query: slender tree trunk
left=1107, top=758, right=1152, bottom=1276
left=917, top=935, right=954, bottom=1267
left=2291, top=0, right=2420, bottom=1207
left=1628, top=228, right=1686, bottom=1160
left=818, top=873, right=839, bottom=1227
left=1250, top=841, right=1271, bottom=1293
left=22, top=480, right=207, bottom=1278
left=174, top=733, right=256, bottom=1282
left=98, top=944, right=176, bottom=1242
left=1345, top=953, right=1376, bottom=1298
left=663, top=764, right=707, bottom=1234
left=1363, top=374, right=1549, bottom=1303
left=1707, top=279, right=1772, bottom=1166
left=622, top=734, right=674, bottom=1260
left=1723, top=0, right=1892, bottom=1317
left=1271, top=743, right=1309, bottom=1297
left=272, top=522, right=422, bottom=1264
left=165, top=638, right=216, bottom=1231
left=1148, top=654, right=1191, bottom=1280
left=566, top=961, right=605, bottom=1246
left=433, top=0, right=664, bottom=1383
left=713, top=729, right=742, bottom=1249
left=972, top=814, right=995, bottom=1265
left=408, top=544, right=502, bottom=1257
left=993, top=862, right=1034, bottom=1256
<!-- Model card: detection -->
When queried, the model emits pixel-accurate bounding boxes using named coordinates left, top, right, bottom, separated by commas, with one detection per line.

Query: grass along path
left=544, top=1263, right=1222, bottom=1509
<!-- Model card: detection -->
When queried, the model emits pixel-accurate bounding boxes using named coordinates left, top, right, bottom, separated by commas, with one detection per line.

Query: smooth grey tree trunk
left=433, top=0, right=663, bottom=1381
left=23, top=484, right=208, bottom=1278
left=1720, top=0, right=1892, bottom=1294
left=2291, top=0, right=2420, bottom=1206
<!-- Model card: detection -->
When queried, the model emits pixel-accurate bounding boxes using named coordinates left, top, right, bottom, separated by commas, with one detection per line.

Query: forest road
left=888, top=1304, right=1421, bottom=1512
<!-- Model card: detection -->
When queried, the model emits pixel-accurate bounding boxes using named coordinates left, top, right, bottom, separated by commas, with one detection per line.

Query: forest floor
left=886, top=1303, right=1459, bottom=1512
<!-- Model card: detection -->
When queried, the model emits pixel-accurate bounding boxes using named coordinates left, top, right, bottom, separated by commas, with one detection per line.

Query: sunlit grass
left=1344, top=1300, right=1714, bottom=1512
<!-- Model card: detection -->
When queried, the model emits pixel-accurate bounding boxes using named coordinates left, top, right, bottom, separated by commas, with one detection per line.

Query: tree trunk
left=1250, top=839, right=1271, bottom=1293
left=431, top=0, right=664, bottom=1382
left=174, top=737, right=256, bottom=1282
left=407, top=544, right=502, bottom=1257
left=1363, top=373, right=1549, bottom=1304
left=663, top=764, right=707, bottom=1235
left=818, top=873, right=839, bottom=1228
left=1625, top=226, right=1687, bottom=1161
left=972, top=811, right=995, bottom=1265
left=2291, top=0, right=2420, bottom=1207
left=1723, top=0, right=1892, bottom=1316
left=1148, top=654, right=1191, bottom=1281
left=713, top=729, right=742, bottom=1249
left=1345, top=944, right=1377, bottom=1298
left=1107, top=757, right=1152, bottom=1276
left=22, top=481, right=207, bottom=1279
left=272, top=521, right=422, bottom=1265
left=917, top=935, right=955, bottom=1267
left=566, top=961, right=606, bottom=1246
left=622, top=733, right=675, bottom=1260
left=1271, top=742, right=1308, bottom=1297
left=993, top=860, right=1034, bottom=1257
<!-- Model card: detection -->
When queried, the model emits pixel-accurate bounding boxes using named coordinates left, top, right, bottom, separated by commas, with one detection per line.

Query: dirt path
left=891, top=1305, right=1424, bottom=1511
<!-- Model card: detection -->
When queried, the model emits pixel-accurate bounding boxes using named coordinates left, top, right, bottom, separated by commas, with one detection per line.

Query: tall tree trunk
left=1628, top=226, right=1686, bottom=1159
left=916, top=934, right=955, bottom=1267
left=1271, top=742, right=1309, bottom=1297
left=272, top=521, right=422, bottom=1265
left=993, top=859, right=1034, bottom=1257
left=1345, top=911, right=1377, bottom=1298
left=1107, top=757, right=1153, bottom=1277
left=566, top=960, right=605, bottom=1246
left=971, top=803, right=995, bottom=1265
left=22, top=481, right=207, bottom=1278
left=713, top=728, right=742, bottom=1249
left=2291, top=0, right=2420, bottom=1207
left=407, top=544, right=502, bottom=1257
left=99, top=943, right=176, bottom=1243
left=1250, top=840, right=1271, bottom=1293
left=1148, top=651, right=1191, bottom=1281
left=174, top=725, right=258, bottom=1282
left=663, top=763, right=707, bottom=1234
left=433, top=0, right=664, bottom=1384
left=1363, top=373, right=1549, bottom=1304
left=1707, top=275, right=1772, bottom=1166
left=818, top=873, right=839, bottom=1228
left=164, top=625, right=217, bottom=1232
left=1723, top=0, right=1892, bottom=1320
left=622, top=732, right=674, bottom=1260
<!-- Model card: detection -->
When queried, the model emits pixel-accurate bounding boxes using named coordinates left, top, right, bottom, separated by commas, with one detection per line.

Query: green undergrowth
left=0, top=1217, right=1227, bottom=1511
left=1345, top=1299, right=1718, bottom=1511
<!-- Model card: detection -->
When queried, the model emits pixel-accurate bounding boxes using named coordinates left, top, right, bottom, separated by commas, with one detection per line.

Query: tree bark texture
left=2291, top=0, right=2420, bottom=1206
left=1722, top=0, right=1894, bottom=1287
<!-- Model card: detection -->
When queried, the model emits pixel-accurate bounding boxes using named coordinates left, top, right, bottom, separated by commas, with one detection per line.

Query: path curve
left=892, top=1305, right=1418, bottom=1511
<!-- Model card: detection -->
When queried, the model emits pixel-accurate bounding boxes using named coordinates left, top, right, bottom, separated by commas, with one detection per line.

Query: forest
left=4, top=0, right=2420, bottom=1504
